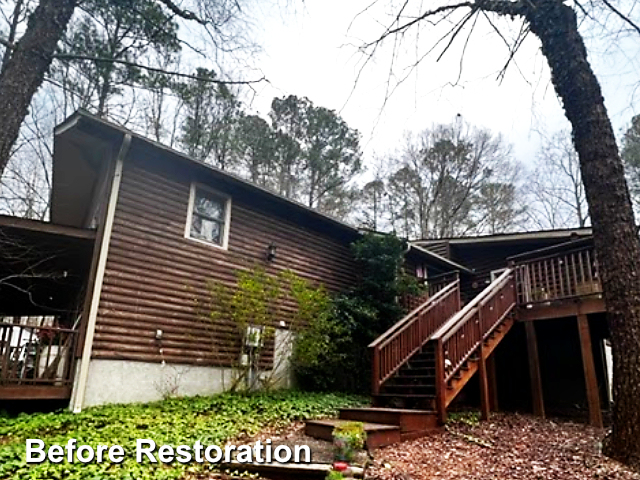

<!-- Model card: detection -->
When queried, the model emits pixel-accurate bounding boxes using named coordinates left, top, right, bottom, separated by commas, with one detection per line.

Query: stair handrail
left=370, top=278, right=461, bottom=395
left=430, top=269, right=515, bottom=422
left=431, top=269, right=513, bottom=343
left=369, top=279, right=459, bottom=350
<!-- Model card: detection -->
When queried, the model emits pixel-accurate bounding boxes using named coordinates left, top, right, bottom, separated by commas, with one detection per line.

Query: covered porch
left=0, top=215, right=95, bottom=400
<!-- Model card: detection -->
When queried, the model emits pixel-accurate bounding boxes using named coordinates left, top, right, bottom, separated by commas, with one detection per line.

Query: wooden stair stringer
left=481, top=315, right=515, bottom=360
left=444, top=360, right=479, bottom=408
left=444, top=314, right=516, bottom=409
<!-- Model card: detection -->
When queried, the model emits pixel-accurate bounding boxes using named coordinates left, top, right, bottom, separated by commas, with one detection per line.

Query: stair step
left=304, top=419, right=401, bottom=449
left=391, top=374, right=435, bottom=381
left=411, top=350, right=434, bottom=357
left=382, top=384, right=436, bottom=393
left=339, top=407, right=438, bottom=433
left=373, top=393, right=436, bottom=411
left=374, top=393, right=435, bottom=399
left=406, top=360, right=435, bottom=367
left=399, top=366, right=435, bottom=374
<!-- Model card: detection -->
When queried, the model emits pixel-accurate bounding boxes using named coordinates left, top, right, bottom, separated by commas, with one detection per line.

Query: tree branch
left=156, top=0, right=207, bottom=25
left=600, top=0, right=640, bottom=36
left=53, top=54, right=266, bottom=85
left=366, top=0, right=527, bottom=47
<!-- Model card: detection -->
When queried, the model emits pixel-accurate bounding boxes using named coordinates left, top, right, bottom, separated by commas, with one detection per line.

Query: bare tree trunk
left=0, top=0, right=77, bottom=178
left=1, top=0, right=25, bottom=73
left=525, top=0, right=640, bottom=467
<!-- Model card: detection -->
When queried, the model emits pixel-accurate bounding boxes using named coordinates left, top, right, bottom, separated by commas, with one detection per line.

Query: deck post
left=478, top=350, right=490, bottom=421
left=486, top=354, right=499, bottom=412
left=525, top=321, right=545, bottom=417
left=435, top=339, right=447, bottom=424
left=577, top=314, right=603, bottom=428
left=371, top=347, right=380, bottom=396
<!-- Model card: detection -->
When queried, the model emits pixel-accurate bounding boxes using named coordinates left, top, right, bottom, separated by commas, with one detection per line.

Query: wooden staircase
left=305, top=270, right=517, bottom=448
left=372, top=343, right=438, bottom=409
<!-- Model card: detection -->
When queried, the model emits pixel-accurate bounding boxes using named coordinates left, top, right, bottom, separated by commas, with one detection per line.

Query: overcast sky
left=241, top=0, right=640, bottom=176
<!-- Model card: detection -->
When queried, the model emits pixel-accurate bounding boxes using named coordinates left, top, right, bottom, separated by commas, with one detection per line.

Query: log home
left=1, top=112, right=612, bottom=435
left=0, top=111, right=463, bottom=410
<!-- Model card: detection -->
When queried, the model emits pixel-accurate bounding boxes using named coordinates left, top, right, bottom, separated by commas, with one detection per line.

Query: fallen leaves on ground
left=366, top=413, right=639, bottom=480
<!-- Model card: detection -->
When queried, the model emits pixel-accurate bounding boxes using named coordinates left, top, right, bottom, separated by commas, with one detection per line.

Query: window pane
left=191, top=215, right=223, bottom=245
left=194, top=189, right=225, bottom=220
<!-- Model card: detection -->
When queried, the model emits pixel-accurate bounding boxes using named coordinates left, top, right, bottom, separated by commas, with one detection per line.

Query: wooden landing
left=305, top=407, right=440, bottom=449
left=340, top=407, right=438, bottom=434
left=305, top=418, right=401, bottom=449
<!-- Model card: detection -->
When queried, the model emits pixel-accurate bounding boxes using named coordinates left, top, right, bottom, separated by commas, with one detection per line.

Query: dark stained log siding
left=92, top=153, right=357, bottom=366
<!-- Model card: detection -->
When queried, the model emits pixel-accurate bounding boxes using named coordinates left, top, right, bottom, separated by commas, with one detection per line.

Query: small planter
left=328, top=422, right=366, bottom=479
left=333, top=434, right=356, bottom=463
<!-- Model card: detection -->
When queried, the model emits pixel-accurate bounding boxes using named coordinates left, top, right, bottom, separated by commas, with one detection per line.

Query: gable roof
left=51, top=110, right=469, bottom=274
left=52, top=109, right=360, bottom=239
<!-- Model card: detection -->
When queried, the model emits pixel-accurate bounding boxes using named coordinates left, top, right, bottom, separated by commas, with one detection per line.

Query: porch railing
left=370, top=276, right=461, bottom=395
left=0, top=317, right=78, bottom=387
left=511, top=243, right=600, bottom=305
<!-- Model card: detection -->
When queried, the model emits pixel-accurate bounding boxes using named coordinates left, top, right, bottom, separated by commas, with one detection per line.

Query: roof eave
left=58, top=110, right=360, bottom=239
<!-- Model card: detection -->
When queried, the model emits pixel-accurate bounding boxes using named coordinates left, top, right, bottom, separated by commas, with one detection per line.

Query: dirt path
left=367, top=413, right=639, bottom=480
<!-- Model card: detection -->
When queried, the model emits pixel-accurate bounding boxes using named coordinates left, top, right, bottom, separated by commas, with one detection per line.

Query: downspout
left=71, top=133, right=131, bottom=413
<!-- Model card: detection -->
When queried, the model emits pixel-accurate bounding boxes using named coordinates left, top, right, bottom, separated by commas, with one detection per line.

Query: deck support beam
left=577, top=314, right=603, bottom=428
left=525, top=322, right=545, bottom=417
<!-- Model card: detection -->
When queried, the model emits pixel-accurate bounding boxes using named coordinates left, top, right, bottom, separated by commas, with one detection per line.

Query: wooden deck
left=0, top=385, right=72, bottom=400
left=518, top=295, right=604, bottom=321
left=510, top=239, right=606, bottom=320
left=510, top=241, right=606, bottom=427
left=0, top=317, right=78, bottom=401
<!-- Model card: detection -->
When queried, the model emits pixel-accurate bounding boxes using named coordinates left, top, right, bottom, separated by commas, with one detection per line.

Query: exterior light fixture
left=267, top=243, right=277, bottom=261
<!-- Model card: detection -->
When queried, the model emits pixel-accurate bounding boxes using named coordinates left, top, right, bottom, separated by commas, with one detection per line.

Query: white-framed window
left=185, top=183, right=231, bottom=249
left=416, top=264, right=427, bottom=279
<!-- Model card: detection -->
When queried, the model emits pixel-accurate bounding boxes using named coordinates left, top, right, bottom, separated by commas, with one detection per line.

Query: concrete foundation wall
left=78, top=329, right=294, bottom=408
left=82, top=359, right=234, bottom=407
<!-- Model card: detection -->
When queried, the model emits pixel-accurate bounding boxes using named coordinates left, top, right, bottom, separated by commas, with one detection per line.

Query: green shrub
left=201, top=267, right=332, bottom=391
left=292, top=294, right=376, bottom=392
left=292, top=233, right=422, bottom=392
left=0, top=391, right=367, bottom=480
left=326, top=470, right=346, bottom=480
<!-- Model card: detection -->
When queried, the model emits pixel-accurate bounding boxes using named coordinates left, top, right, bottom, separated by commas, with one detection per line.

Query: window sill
left=184, top=234, right=229, bottom=251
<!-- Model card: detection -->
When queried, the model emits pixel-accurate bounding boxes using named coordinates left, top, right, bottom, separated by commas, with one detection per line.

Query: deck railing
left=511, top=244, right=600, bottom=305
left=430, top=269, right=516, bottom=419
left=370, top=276, right=461, bottom=395
left=0, top=317, right=77, bottom=387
